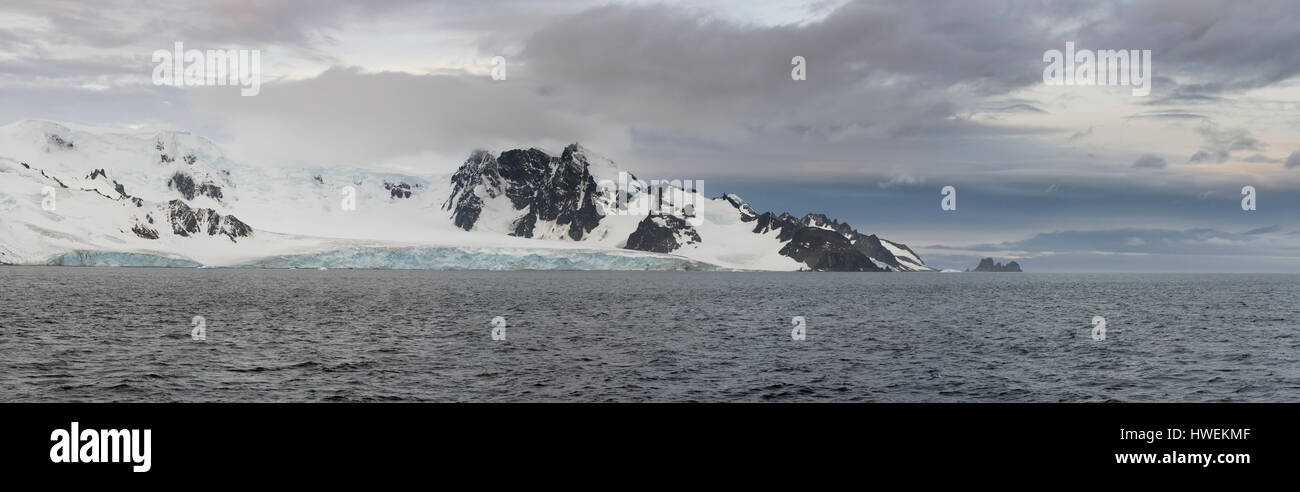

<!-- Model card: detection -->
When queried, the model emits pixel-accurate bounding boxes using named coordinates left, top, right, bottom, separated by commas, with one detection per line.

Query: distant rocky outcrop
left=625, top=215, right=701, bottom=253
left=969, top=258, right=1022, bottom=272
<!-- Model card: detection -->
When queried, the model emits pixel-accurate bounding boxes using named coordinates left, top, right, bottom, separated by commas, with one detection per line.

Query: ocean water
left=1, top=267, right=1296, bottom=402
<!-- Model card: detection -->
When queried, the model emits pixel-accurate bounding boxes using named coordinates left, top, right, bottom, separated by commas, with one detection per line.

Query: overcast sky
left=2, top=0, right=1299, bottom=271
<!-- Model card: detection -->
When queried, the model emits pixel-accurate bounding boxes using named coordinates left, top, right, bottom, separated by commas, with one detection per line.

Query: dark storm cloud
left=516, top=1, right=1059, bottom=142
left=1067, top=126, right=1094, bottom=142
left=1182, top=122, right=1270, bottom=165
left=1287, top=151, right=1300, bottom=169
left=175, top=0, right=1085, bottom=170
left=932, top=226, right=1300, bottom=257
left=1195, top=122, right=1265, bottom=150
left=511, top=0, right=1300, bottom=142
left=6, top=0, right=1299, bottom=176
left=1125, top=110, right=1209, bottom=121
left=1242, top=154, right=1281, bottom=164
left=1140, top=92, right=1223, bottom=106
left=1070, top=0, right=1300, bottom=96
left=0, top=0, right=572, bottom=88
left=1, top=0, right=415, bottom=48
left=1132, top=154, right=1167, bottom=169
left=993, top=103, right=1048, bottom=114
left=1188, top=150, right=1226, bottom=164
left=1244, top=225, right=1281, bottom=235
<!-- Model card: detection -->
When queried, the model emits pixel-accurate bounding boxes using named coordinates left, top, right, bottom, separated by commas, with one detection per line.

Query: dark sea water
left=1, top=267, right=1297, bottom=402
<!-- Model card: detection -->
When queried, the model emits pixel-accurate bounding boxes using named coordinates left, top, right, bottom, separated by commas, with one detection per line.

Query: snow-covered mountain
left=0, top=119, right=935, bottom=271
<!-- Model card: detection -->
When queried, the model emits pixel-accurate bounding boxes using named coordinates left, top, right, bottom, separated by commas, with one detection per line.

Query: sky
left=1, top=0, right=1299, bottom=271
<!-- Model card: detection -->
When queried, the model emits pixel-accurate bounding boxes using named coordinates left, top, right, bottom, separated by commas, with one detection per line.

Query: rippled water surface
left=1, top=267, right=1297, bottom=402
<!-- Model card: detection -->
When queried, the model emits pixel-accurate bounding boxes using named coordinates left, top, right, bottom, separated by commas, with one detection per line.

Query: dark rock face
left=168, top=172, right=223, bottom=201
left=131, top=224, right=159, bottom=239
left=722, top=193, right=759, bottom=221
left=47, top=134, right=74, bottom=149
left=166, top=200, right=252, bottom=242
left=85, top=169, right=130, bottom=198
left=22, top=162, right=69, bottom=188
left=778, top=227, right=885, bottom=271
left=891, top=240, right=924, bottom=262
left=723, top=194, right=930, bottom=271
left=156, top=140, right=173, bottom=164
left=168, top=172, right=195, bottom=199
left=198, top=183, right=223, bottom=200
left=444, top=144, right=604, bottom=240
left=625, top=215, right=701, bottom=253
left=450, top=192, right=483, bottom=231
left=849, top=233, right=928, bottom=271
left=849, top=233, right=899, bottom=266
left=971, top=258, right=1022, bottom=272
left=384, top=181, right=413, bottom=199
left=750, top=212, right=801, bottom=241
left=444, top=150, right=502, bottom=231
left=799, top=213, right=855, bottom=237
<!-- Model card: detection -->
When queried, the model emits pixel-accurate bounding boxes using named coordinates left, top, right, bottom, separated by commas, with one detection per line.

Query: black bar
left=3, top=403, right=1292, bottom=480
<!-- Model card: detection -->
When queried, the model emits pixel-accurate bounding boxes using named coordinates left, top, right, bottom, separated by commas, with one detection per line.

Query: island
left=969, top=258, right=1022, bottom=272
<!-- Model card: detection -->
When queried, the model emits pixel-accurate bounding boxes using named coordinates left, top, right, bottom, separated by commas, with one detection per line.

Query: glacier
left=238, top=247, right=720, bottom=271
left=45, top=251, right=202, bottom=267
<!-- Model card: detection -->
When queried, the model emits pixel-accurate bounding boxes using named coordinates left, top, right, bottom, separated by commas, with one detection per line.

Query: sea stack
left=970, top=258, right=1022, bottom=272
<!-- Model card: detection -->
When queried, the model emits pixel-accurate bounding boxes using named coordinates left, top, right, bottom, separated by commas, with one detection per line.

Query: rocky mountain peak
left=722, top=193, right=758, bottom=220
left=444, top=146, right=604, bottom=240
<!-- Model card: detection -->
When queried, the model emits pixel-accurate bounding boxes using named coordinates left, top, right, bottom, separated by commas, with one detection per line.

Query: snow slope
left=0, top=120, right=935, bottom=271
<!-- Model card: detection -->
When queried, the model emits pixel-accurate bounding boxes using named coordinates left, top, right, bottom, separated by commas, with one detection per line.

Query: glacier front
left=239, top=247, right=720, bottom=271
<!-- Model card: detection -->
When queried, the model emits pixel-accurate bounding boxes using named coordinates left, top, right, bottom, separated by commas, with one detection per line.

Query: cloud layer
left=3, top=0, right=1300, bottom=270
